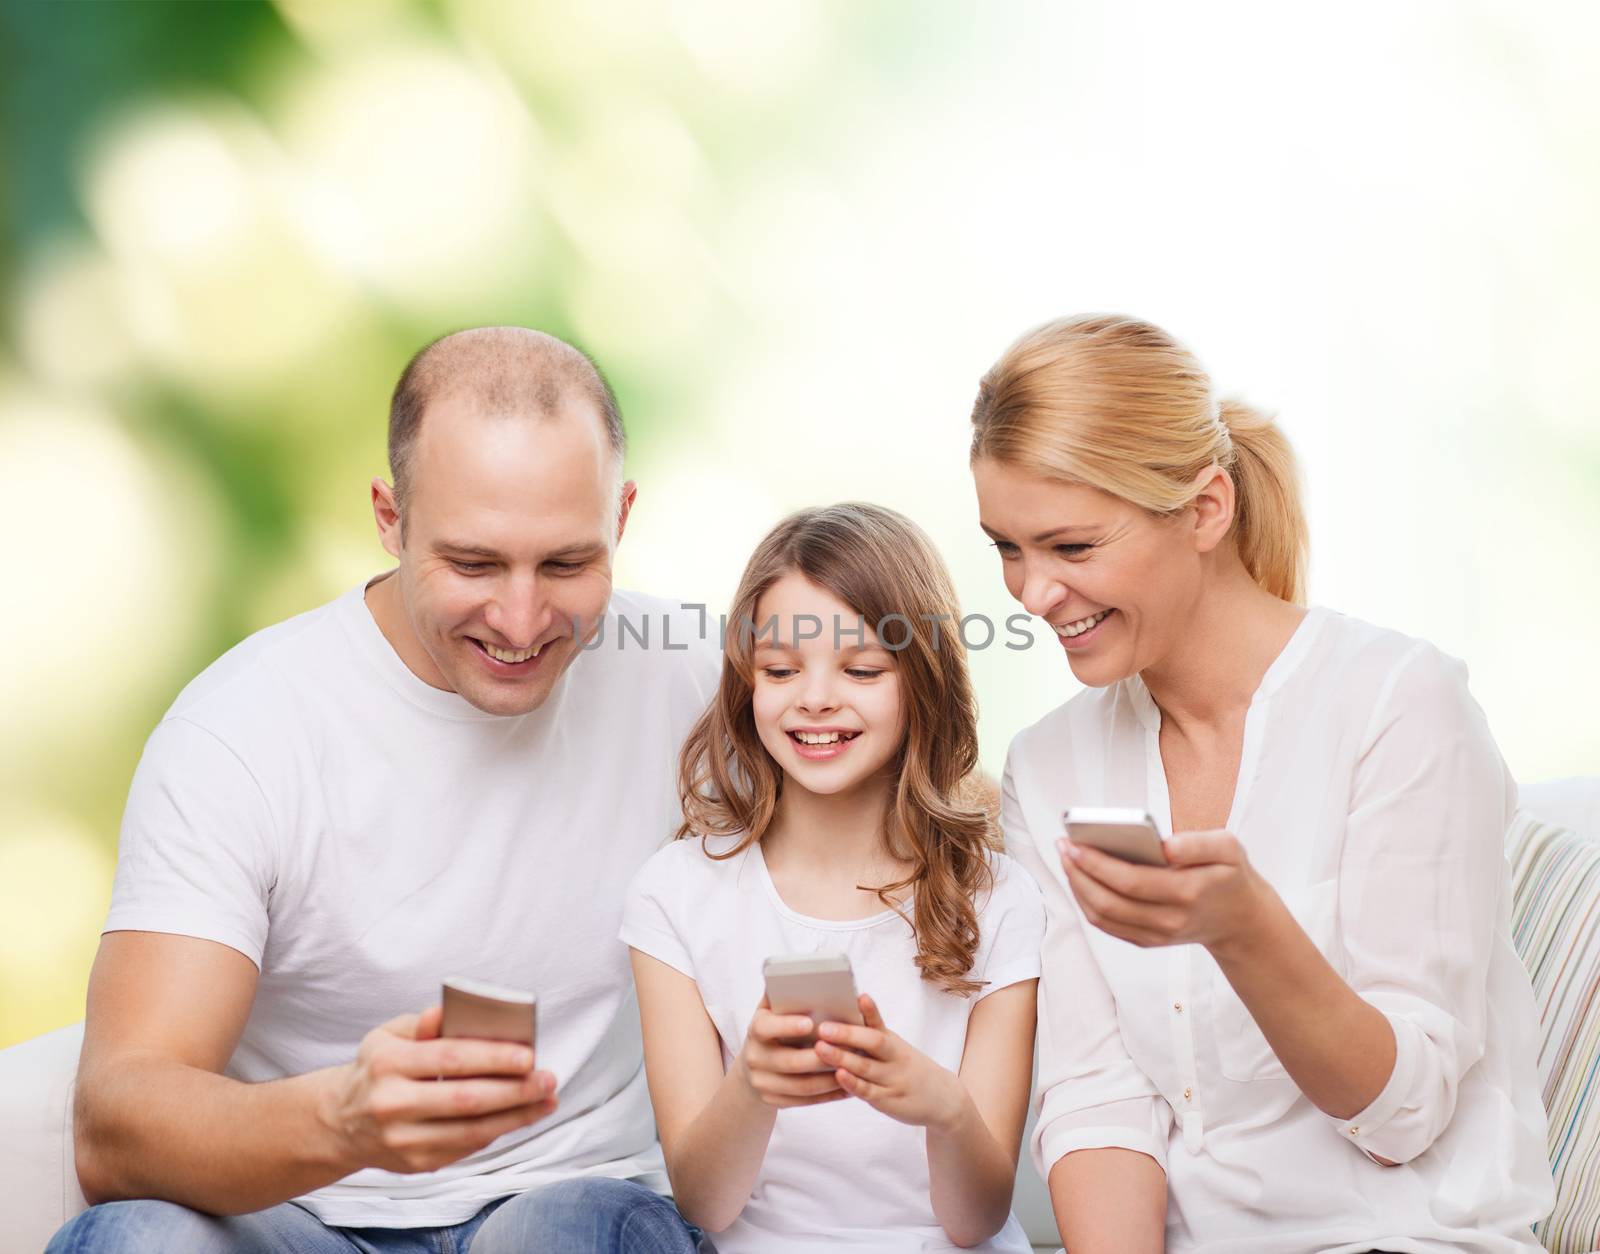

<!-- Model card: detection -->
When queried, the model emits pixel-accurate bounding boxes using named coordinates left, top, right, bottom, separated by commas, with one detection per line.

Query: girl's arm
left=932, top=979, right=1038, bottom=1245
left=629, top=950, right=846, bottom=1233
left=814, top=982, right=1036, bottom=1247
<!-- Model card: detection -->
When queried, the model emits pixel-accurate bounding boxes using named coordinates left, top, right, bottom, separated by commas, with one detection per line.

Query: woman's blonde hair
left=969, top=314, right=1308, bottom=604
left=677, top=503, right=998, bottom=995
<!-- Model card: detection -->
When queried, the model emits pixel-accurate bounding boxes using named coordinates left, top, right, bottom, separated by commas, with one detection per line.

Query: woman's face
left=973, top=456, right=1207, bottom=688
left=749, top=572, right=905, bottom=801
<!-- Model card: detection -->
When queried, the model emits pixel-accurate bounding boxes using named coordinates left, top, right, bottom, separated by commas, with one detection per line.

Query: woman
left=971, top=314, right=1552, bottom=1252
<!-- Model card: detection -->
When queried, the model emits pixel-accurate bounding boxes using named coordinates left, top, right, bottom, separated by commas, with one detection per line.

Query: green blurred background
left=2, top=0, right=1596, bottom=1049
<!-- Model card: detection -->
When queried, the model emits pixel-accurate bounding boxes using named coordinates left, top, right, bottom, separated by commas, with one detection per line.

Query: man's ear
left=372, top=477, right=403, bottom=560
left=614, top=479, right=639, bottom=547
left=1189, top=464, right=1236, bottom=555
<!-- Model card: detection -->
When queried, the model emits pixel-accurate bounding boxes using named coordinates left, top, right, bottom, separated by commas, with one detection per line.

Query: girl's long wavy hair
left=676, top=503, right=997, bottom=995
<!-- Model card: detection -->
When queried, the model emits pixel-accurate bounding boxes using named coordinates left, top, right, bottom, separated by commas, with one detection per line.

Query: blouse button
left=1183, top=1086, right=1192, bottom=1101
left=1348, top=1126, right=1360, bottom=1136
left=1173, top=1001, right=1184, bottom=1013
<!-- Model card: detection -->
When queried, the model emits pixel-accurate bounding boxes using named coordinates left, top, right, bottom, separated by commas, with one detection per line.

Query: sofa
left=4, top=778, right=1596, bottom=1254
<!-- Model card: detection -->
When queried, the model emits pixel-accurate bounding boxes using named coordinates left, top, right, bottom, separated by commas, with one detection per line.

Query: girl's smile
left=784, top=726, right=864, bottom=760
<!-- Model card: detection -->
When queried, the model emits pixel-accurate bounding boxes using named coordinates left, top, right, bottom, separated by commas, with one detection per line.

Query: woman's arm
left=1002, top=760, right=1171, bottom=1249
left=629, top=950, right=846, bottom=1233
left=1299, top=645, right=1512, bottom=1162
left=1049, top=1148, right=1167, bottom=1253
left=1065, top=835, right=1398, bottom=1123
left=1205, top=872, right=1397, bottom=1124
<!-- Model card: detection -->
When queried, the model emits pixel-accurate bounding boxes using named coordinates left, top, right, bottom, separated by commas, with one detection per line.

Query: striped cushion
left=1508, top=814, right=1600, bottom=1254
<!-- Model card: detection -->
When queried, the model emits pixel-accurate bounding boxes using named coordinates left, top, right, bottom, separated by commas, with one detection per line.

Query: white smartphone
left=762, top=952, right=863, bottom=1047
left=441, top=977, right=537, bottom=1053
left=1063, top=806, right=1168, bottom=866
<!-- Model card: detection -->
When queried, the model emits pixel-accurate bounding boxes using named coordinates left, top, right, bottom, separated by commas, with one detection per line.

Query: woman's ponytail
left=1218, top=399, right=1308, bottom=605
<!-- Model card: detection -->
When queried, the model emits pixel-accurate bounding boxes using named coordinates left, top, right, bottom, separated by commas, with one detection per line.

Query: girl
left=972, top=314, right=1551, bottom=1252
left=620, top=503, right=1043, bottom=1253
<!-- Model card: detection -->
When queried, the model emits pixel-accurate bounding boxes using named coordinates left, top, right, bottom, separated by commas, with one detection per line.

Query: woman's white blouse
left=1004, top=607, right=1554, bottom=1253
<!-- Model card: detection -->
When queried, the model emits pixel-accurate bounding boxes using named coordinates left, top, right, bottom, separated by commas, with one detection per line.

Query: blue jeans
left=45, top=1176, right=709, bottom=1253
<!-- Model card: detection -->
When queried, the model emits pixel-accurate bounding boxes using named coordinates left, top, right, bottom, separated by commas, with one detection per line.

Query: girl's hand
left=1057, top=829, right=1274, bottom=954
left=736, top=996, right=848, bottom=1109
left=813, top=994, right=969, bottom=1131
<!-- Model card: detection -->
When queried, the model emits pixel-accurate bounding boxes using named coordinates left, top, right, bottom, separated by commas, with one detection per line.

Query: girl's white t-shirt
left=621, top=834, right=1044, bottom=1254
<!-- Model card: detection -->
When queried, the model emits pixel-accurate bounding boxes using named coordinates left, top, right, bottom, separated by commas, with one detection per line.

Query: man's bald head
left=387, top=326, right=626, bottom=512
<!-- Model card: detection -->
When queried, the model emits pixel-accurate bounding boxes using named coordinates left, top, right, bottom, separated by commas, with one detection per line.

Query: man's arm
left=75, top=931, right=559, bottom=1215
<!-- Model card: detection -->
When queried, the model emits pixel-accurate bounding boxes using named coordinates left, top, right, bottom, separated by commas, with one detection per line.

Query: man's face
left=380, top=394, right=628, bottom=716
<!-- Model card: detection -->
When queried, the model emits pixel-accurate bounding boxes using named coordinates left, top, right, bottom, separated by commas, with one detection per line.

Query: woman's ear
left=1189, top=464, right=1236, bottom=554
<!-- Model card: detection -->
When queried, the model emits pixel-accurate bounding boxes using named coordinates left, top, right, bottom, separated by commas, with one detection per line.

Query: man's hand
left=320, top=1005, right=559, bottom=1174
left=813, top=994, right=970, bottom=1131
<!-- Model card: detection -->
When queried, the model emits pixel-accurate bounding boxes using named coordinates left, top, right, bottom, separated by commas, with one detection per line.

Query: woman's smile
left=1053, top=608, right=1116, bottom=649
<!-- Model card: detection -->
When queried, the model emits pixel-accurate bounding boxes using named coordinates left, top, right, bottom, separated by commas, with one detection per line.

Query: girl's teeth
left=795, top=731, right=852, bottom=745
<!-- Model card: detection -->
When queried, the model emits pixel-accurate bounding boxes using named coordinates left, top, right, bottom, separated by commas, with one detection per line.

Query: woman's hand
left=814, top=994, right=970, bottom=1130
left=736, top=996, right=849, bottom=1109
left=1057, top=830, right=1275, bottom=954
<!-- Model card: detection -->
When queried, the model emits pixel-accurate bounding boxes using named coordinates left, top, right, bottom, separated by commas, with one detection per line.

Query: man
left=47, top=328, right=718, bottom=1253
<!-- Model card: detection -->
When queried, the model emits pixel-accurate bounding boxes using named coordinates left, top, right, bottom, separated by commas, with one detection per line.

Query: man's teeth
left=484, top=641, right=540, bottom=663
left=1055, top=610, right=1112, bottom=638
left=794, top=731, right=855, bottom=745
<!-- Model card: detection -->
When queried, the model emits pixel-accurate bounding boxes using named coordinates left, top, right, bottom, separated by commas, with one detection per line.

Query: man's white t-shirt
left=103, top=578, right=719, bottom=1227
left=620, top=834, right=1044, bottom=1253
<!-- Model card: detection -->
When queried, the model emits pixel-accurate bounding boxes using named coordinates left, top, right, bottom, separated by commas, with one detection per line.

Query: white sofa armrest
left=0, top=1021, right=88, bottom=1254
left=1519, top=777, right=1600, bottom=843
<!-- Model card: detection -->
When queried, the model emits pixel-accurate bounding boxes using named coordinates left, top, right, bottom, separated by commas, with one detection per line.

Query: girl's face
left=749, top=573, right=905, bottom=799
left=973, top=456, right=1208, bottom=688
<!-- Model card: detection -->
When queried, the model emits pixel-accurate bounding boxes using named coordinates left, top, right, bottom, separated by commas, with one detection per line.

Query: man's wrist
left=300, top=1064, right=361, bottom=1177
